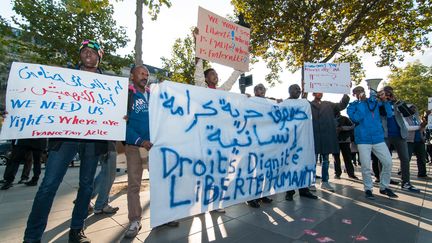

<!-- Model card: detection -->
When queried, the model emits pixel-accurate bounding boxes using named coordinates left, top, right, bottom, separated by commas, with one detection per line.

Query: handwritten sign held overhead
left=0, top=62, right=128, bottom=140
left=304, top=62, right=351, bottom=94
left=196, top=6, right=250, bottom=72
left=149, top=81, right=316, bottom=227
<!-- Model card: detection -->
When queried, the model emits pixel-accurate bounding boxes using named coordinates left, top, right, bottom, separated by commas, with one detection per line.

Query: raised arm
left=194, top=58, right=206, bottom=87
left=347, top=101, right=364, bottom=123
left=218, top=70, right=243, bottom=91
left=334, top=94, right=350, bottom=112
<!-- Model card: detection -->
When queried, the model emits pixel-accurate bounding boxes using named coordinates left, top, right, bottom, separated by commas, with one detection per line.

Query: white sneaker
left=125, top=220, right=142, bottom=238
left=321, top=182, right=335, bottom=192
left=309, top=185, right=317, bottom=191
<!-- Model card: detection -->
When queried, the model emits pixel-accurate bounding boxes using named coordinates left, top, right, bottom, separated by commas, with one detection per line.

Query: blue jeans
left=318, top=154, right=330, bottom=182
left=92, top=150, right=117, bottom=210
left=24, top=142, right=99, bottom=242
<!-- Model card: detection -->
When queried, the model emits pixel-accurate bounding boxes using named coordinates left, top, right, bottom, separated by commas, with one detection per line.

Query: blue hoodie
left=125, top=85, right=150, bottom=146
left=347, top=98, right=393, bottom=144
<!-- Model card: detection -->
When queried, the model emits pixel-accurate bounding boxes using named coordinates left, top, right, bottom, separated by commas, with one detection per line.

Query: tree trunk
left=134, top=0, right=144, bottom=65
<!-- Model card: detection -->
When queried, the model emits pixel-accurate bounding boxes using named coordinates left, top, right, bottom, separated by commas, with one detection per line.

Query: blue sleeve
left=126, top=124, right=144, bottom=146
left=381, top=101, right=393, bottom=118
left=347, top=101, right=364, bottom=123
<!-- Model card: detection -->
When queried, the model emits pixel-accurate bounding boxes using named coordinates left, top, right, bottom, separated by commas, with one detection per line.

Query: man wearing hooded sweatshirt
left=23, top=40, right=108, bottom=243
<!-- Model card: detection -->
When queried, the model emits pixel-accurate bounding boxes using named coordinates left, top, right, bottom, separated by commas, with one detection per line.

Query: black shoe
left=390, top=179, right=399, bottom=185
left=397, top=170, right=402, bottom=175
left=163, top=221, right=179, bottom=227
left=365, top=190, right=375, bottom=200
left=18, top=179, right=29, bottom=184
left=315, top=175, right=321, bottom=179
left=418, top=174, right=429, bottom=178
left=247, top=200, right=260, bottom=208
left=25, top=178, right=39, bottom=186
left=69, top=228, right=91, bottom=243
left=380, top=188, right=398, bottom=198
left=0, top=179, right=6, bottom=184
left=260, top=196, right=273, bottom=203
left=285, top=193, right=294, bottom=201
left=299, top=191, right=318, bottom=199
left=0, top=181, right=12, bottom=190
left=348, top=175, right=359, bottom=180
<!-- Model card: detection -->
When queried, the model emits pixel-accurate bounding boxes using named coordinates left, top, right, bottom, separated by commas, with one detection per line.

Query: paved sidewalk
left=0, top=154, right=430, bottom=243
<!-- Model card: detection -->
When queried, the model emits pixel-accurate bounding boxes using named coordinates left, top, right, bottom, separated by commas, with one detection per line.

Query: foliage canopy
left=232, top=0, right=432, bottom=86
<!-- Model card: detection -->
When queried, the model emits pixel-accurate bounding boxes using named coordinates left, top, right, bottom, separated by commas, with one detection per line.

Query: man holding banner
left=285, top=84, right=318, bottom=201
left=124, top=65, right=179, bottom=238
left=24, top=40, right=108, bottom=243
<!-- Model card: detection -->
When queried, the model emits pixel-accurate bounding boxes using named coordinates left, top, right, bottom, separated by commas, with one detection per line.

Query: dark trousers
left=426, top=144, right=432, bottom=162
left=20, top=151, right=42, bottom=181
left=407, top=142, right=427, bottom=176
left=3, top=146, right=42, bottom=183
left=385, top=137, right=411, bottom=184
left=333, top=143, right=355, bottom=177
left=286, top=187, right=311, bottom=196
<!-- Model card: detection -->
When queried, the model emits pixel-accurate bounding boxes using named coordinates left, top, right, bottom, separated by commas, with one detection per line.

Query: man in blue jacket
left=124, top=65, right=178, bottom=238
left=124, top=65, right=152, bottom=238
left=347, top=86, right=398, bottom=199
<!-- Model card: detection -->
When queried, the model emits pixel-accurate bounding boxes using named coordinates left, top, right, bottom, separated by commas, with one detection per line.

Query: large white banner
left=304, top=62, right=351, bottom=94
left=149, top=81, right=316, bottom=227
left=0, top=62, right=128, bottom=140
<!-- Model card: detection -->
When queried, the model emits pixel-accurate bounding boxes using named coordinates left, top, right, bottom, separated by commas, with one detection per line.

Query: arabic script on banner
left=0, top=62, right=128, bottom=140
left=149, top=81, right=316, bottom=227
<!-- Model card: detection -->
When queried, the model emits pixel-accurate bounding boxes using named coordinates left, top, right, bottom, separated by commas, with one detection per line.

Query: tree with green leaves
left=11, top=0, right=130, bottom=73
left=388, top=61, right=432, bottom=113
left=134, top=0, right=171, bottom=65
left=160, top=31, right=210, bottom=84
left=231, top=0, right=432, bottom=88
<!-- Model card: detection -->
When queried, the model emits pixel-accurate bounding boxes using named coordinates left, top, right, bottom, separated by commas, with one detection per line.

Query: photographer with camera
left=378, top=86, right=420, bottom=193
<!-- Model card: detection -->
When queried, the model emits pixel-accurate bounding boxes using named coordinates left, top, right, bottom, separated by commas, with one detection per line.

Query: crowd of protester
left=0, top=37, right=429, bottom=243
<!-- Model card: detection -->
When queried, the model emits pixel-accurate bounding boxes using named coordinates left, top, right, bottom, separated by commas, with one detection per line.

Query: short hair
left=288, top=84, right=300, bottom=92
left=204, top=68, right=216, bottom=78
left=382, top=85, right=393, bottom=93
left=352, top=86, right=364, bottom=94
left=130, top=64, right=149, bottom=74
left=254, top=83, right=266, bottom=92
